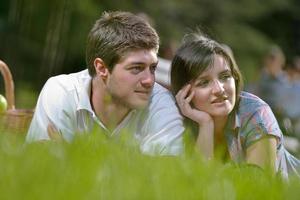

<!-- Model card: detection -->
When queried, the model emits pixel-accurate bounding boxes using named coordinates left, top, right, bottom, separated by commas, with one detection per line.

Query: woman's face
left=191, top=54, right=236, bottom=118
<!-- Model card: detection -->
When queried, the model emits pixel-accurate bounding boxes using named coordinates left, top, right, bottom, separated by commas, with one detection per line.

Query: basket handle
left=0, top=59, right=15, bottom=110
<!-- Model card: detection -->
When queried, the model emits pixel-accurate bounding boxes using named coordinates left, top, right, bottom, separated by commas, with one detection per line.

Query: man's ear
left=94, top=58, right=109, bottom=79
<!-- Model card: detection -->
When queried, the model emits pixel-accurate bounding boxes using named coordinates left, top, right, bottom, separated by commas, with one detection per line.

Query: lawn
left=1, top=87, right=300, bottom=199
left=1, top=130, right=300, bottom=200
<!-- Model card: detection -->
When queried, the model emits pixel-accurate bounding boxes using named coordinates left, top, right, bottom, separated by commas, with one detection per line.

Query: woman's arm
left=195, top=120, right=214, bottom=160
left=176, top=84, right=214, bottom=159
left=246, top=136, right=277, bottom=173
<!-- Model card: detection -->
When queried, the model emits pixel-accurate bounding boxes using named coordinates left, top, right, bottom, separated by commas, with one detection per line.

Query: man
left=26, top=11, right=184, bottom=155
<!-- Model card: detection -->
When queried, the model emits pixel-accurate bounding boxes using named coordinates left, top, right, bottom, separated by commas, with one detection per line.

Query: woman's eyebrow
left=220, top=69, right=232, bottom=73
left=195, top=74, right=210, bottom=81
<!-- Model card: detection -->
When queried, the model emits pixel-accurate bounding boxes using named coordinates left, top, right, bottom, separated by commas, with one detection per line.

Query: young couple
left=26, top=11, right=299, bottom=178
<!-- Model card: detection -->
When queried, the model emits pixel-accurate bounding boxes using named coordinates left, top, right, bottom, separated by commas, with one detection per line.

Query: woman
left=171, top=32, right=300, bottom=178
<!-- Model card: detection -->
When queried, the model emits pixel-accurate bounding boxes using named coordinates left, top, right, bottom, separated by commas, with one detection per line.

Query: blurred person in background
left=171, top=32, right=300, bottom=178
left=246, top=46, right=294, bottom=138
left=279, top=56, right=300, bottom=138
left=253, top=45, right=287, bottom=113
left=26, top=11, right=184, bottom=155
left=286, top=56, right=300, bottom=83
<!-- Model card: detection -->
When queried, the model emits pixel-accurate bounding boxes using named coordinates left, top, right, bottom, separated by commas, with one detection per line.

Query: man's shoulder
left=150, top=83, right=175, bottom=104
left=39, top=69, right=91, bottom=107
left=45, top=69, right=90, bottom=91
left=147, top=83, right=177, bottom=111
left=152, top=82, right=172, bottom=96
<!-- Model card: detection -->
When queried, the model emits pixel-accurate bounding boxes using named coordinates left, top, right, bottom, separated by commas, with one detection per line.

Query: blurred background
left=0, top=0, right=300, bottom=107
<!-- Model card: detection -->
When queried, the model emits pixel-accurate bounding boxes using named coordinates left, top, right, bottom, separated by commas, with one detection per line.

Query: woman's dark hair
left=171, top=32, right=243, bottom=100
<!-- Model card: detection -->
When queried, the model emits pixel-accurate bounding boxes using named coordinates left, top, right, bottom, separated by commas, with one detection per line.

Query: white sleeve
left=26, top=77, right=75, bottom=142
left=140, top=84, right=184, bottom=155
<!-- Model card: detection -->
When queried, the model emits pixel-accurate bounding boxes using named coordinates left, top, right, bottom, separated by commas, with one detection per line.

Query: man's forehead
left=119, top=49, right=158, bottom=63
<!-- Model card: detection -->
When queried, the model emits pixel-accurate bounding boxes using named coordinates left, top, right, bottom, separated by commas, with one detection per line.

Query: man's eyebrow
left=128, top=61, right=158, bottom=66
left=128, top=62, right=147, bottom=65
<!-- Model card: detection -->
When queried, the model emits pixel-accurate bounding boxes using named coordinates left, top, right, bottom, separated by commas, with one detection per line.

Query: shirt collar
left=76, top=70, right=94, bottom=114
left=227, top=108, right=241, bottom=133
left=74, top=70, right=140, bottom=131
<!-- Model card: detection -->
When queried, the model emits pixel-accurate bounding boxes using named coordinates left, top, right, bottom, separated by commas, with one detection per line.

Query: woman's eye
left=220, top=73, right=232, bottom=81
left=196, top=80, right=209, bottom=87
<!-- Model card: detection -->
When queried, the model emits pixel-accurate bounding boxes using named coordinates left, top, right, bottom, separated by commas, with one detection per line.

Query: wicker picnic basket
left=0, top=59, right=34, bottom=134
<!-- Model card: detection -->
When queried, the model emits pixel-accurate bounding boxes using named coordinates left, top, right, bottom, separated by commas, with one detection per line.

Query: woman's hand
left=175, top=84, right=213, bottom=125
left=176, top=84, right=214, bottom=159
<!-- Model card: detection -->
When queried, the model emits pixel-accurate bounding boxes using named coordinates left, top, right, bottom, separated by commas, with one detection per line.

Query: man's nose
left=141, top=69, right=155, bottom=88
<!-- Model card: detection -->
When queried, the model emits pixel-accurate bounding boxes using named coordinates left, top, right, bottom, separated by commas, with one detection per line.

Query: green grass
left=0, top=131, right=300, bottom=200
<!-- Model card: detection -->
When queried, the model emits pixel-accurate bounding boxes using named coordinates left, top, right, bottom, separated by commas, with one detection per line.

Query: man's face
left=106, top=49, right=158, bottom=109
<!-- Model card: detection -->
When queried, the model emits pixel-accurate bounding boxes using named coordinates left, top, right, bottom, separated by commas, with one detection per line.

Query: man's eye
left=130, top=66, right=142, bottom=74
left=150, top=65, right=157, bottom=74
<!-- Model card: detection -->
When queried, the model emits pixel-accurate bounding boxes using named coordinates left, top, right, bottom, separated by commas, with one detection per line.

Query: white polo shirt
left=26, top=69, right=184, bottom=155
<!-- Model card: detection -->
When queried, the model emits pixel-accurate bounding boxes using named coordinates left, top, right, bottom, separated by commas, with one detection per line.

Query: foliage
left=0, top=0, right=299, bottom=89
left=0, top=130, right=300, bottom=199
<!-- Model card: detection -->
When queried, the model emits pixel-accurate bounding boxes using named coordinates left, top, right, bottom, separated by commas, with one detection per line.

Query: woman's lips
left=211, top=96, right=228, bottom=104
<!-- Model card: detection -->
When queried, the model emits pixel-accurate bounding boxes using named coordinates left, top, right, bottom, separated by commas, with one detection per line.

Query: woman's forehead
left=200, top=55, right=231, bottom=75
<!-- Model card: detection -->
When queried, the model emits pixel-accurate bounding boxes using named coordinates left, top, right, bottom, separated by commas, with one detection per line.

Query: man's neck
left=91, top=77, right=131, bottom=131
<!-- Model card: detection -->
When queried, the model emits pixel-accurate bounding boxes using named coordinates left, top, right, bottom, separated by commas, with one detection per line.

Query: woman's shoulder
left=236, top=91, right=274, bottom=120
left=238, top=91, right=268, bottom=109
left=236, top=92, right=283, bottom=148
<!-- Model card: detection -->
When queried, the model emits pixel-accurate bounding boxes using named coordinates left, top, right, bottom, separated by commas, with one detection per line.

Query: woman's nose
left=211, top=80, right=225, bottom=94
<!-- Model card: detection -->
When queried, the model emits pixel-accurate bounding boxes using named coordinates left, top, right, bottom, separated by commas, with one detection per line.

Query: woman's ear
left=94, top=58, right=109, bottom=79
